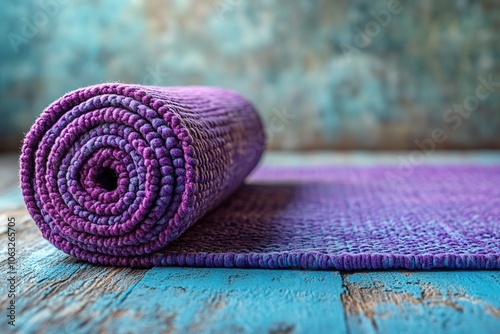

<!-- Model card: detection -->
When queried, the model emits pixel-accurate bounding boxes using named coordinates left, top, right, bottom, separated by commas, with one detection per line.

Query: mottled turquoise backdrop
left=1, top=0, right=499, bottom=151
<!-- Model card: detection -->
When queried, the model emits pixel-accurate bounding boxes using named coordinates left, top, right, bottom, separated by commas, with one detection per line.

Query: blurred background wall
left=1, top=0, right=499, bottom=151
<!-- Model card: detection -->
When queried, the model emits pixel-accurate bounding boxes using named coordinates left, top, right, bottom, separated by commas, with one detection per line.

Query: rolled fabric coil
left=20, top=83, right=264, bottom=266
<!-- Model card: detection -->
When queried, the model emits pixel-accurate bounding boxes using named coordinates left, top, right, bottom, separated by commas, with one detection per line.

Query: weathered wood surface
left=1, top=153, right=500, bottom=334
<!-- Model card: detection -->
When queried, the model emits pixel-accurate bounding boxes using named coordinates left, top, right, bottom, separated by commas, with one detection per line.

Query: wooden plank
left=342, top=272, right=500, bottom=333
left=100, top=268, right=347, bottom=334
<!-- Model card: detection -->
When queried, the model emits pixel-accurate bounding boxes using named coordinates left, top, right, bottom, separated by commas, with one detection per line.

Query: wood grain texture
left=342, top=272, right=500, bottom=334
left=1, top=153, right=499, bottom=334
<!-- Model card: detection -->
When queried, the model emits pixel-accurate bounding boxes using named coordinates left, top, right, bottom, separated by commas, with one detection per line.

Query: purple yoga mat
left=20, top=84, right=500, bottom=269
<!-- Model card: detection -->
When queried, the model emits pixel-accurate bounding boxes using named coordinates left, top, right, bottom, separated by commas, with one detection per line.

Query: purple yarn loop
left=20, top=83, right=265, bottom=266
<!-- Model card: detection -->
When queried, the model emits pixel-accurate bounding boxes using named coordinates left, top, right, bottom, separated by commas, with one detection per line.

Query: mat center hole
left=95, top=167, right=118, bottom=191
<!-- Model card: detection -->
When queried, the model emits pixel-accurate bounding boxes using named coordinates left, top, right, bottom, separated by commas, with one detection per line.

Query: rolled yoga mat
left=20, top=83, right=500, bottom=269
left=20, top=84, right=264, bottom=267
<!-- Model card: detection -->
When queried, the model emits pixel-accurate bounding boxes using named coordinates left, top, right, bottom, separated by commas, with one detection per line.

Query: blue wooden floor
left=1, top=153, right=499, bottom=334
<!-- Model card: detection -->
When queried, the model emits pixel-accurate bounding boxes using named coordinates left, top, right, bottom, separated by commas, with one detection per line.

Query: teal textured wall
left=1, top=0, right=499, bottom=150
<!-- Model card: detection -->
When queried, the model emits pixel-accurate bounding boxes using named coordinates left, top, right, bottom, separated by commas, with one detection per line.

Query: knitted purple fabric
left=20, top=83, right=500, bottom=270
